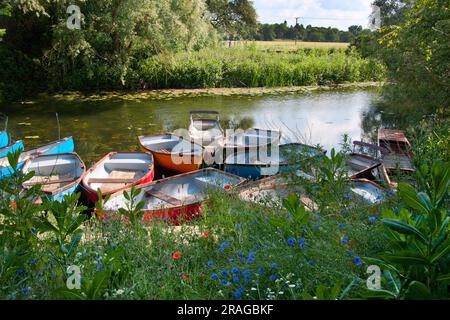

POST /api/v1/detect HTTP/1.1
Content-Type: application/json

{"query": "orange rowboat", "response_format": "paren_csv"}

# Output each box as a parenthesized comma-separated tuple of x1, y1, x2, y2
(138, 133, 204, 173)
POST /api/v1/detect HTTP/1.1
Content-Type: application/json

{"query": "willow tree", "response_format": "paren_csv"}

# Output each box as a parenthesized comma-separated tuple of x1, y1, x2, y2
(1, 0, 216, 91)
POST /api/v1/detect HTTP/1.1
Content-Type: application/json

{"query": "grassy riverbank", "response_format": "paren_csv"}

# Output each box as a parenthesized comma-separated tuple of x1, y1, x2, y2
(137, 48, 385, 90)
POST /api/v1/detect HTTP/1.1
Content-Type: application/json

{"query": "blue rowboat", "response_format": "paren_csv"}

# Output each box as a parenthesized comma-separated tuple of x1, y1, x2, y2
(224, 143, 325, 180)
(0, 136, 75, 179)
(0, 140, 25, 158)
(0, 131, 9, 149)
(22, 153, 85, 202)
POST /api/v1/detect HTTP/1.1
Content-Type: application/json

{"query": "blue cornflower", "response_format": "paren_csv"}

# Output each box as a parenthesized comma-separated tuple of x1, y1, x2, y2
(235, 224, 241, 230)
(244, 270, 251, 277)
(315, 225, 321, 230)
(248, 253, 256, 263)
(341, 209, 348, 216)
(301, 226, 308, 231)
(95, 257, 101, 263)
(387, 189, 395, 196)
(207, 261, 214, 267)
(344, 193, 351, 200)
(16, 269, 26, 276)
(234, 287, 244, 300)
(21, 287, 30, 295)
(229, 258, 235, 263)
(369, 216, 376, 223)
(354, 256, 363, 266)
(341, 235, 349, 245)
(394, 207, 400, 214)
(233, 277, 240, 283)
(211, 273, 219, 280)
(29, 260, 36, 265)
(244, 276, 250, 284)
(219, 242, 229, 252)
(270, 274, 278, 282)
(221, 270, 229, 277)
(240, 258, 247, 263)
(231, 267, 239, 274)
(314, 210, 320, 216)
(348, 250, 354, 257)
(286, 214, 291, 219)
(96, 265, 102, 272)
(338, 223, 344, 228)
(298, 238, 306, 248)
(287, 238, 296, 247)
(271, 263, 278, 269)
(257, 267, 264, 274)
(253, 245, 259, 251)
(221, 280, 228, 286)
(316, 216, 321, 222)
(238, 252, 244, 257)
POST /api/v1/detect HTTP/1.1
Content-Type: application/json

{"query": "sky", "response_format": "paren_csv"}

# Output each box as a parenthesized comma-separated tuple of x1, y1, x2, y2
(254, 0, 375, 30)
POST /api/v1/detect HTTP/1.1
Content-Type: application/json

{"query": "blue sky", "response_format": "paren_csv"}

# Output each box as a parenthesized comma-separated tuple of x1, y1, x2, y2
(253, 0, 374, 30)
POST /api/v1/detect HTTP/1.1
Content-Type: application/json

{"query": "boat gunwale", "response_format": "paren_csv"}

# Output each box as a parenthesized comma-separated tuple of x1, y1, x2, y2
(82, 151, 155, 198)
(138, 133, 205, 157)
(22, 152, 86, 196)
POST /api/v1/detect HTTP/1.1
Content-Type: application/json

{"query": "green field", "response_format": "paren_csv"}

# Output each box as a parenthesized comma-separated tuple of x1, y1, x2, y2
(226, 40, 350, 51)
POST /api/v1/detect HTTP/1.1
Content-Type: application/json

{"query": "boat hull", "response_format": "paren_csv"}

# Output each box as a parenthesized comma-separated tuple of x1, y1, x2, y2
(150, 150, 202, 174)
(0, 137, 74, 179)
(103, 168, 245, 224)
(224, 143, 323, 180)
(0, 131, 9, 149)
(0, 140, 25, 158)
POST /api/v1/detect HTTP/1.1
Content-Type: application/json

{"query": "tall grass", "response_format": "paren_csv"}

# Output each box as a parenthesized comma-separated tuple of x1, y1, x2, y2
(138, 47, 386, 89)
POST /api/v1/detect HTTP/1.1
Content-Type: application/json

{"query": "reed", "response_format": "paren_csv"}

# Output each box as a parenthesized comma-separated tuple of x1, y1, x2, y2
(139, 47, 386, 89)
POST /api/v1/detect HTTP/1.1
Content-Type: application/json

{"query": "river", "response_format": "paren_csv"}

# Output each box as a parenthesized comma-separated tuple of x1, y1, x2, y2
(0, 88, 381, 165)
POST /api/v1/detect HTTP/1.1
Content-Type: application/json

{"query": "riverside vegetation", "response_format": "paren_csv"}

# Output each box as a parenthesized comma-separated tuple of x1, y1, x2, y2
(0, 121, 448, 300)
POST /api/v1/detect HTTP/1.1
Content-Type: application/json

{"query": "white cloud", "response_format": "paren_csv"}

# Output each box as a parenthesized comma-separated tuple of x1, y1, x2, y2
(254, 0, 374, 30)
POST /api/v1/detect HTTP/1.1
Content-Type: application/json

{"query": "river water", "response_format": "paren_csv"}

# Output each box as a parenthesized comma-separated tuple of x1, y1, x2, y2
(0, 88, 382, 165)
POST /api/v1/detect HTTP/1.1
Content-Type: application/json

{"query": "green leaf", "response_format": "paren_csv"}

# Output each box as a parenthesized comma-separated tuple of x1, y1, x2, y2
(381, 251, 428, 266)
(88, 271, 110, 299)
(382, 219, 428, 244)
(430, 237, 450, 264)
(67, 231, 83, 257)
(398, 183, 431, 214)
(405, 281, 431, 300)
(436, 273, 450, 284)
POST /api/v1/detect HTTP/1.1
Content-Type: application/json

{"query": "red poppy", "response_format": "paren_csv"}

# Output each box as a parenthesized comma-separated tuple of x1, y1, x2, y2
(172, 251, 182, 260)
(224, 185, 231, 190)
(9, 202, 17, 208)
(200, 231, 209, 239)
(182, 273, 190, 283)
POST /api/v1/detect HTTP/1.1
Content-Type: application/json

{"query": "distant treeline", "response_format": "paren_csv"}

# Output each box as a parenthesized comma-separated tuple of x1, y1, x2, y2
(248, 22, 369, 43)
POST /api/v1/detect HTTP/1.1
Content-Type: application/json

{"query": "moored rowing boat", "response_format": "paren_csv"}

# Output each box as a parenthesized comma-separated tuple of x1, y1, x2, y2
(82, 152, 155, 203)
(22, 153, 85, 202)
(103, 168, 245, 224)
(138, 133, 204, 173)
(0, 137, 75, 179)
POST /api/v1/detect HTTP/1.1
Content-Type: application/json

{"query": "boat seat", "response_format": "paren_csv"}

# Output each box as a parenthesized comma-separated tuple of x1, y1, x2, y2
(146, 189, 197, 206)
